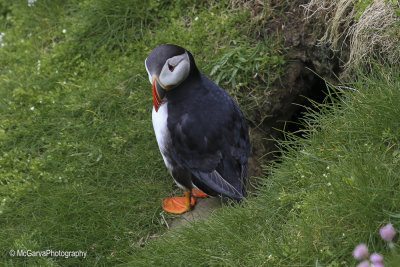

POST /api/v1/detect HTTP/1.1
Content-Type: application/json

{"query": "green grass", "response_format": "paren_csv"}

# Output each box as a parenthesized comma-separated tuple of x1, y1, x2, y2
(1, 0, 400, 266)
(0, 1, 172, 263)
(124, 67, 400, 266)
(0, 0, 283, 265)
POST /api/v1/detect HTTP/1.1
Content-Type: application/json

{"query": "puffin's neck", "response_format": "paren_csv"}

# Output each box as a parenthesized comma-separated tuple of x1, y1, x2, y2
(165, 70, 203, 103)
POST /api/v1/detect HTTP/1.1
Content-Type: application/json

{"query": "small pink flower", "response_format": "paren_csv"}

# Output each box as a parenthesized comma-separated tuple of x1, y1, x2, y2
(356, 260, 370, 267)
(370, 253, 383, 264)
(374, 263, 384, 267)
(379, 223, 396, 242)
(353, 243, 369, 259)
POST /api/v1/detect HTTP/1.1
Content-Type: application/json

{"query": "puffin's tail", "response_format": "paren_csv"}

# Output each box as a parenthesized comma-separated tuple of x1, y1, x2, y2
(192, 168, 247, 201)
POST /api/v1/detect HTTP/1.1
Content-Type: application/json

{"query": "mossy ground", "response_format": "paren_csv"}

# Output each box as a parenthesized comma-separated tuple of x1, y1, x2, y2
(1, 0, 399, 266)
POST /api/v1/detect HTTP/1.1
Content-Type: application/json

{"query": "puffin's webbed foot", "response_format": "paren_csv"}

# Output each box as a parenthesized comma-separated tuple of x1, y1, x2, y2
(162, 191, 195, 214)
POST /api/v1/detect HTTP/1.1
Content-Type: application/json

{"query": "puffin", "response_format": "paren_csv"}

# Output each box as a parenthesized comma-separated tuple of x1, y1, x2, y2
(145, 44, 250, 214)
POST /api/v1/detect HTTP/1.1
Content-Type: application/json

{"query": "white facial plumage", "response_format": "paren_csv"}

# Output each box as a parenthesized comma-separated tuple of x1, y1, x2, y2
(145, 57, 153, 84)
(158, 52, 190, 88)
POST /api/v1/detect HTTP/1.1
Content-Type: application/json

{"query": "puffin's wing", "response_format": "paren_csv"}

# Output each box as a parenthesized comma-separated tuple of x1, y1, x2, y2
(168, 76, 250, 199)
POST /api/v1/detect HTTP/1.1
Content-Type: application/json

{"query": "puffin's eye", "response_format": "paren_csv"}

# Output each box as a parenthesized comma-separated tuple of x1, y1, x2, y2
(168, 63, 175, 72)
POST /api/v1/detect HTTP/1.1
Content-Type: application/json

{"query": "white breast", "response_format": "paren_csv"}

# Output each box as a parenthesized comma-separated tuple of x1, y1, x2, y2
(152, 101, 194, 191)
(152, 102, 173, 171)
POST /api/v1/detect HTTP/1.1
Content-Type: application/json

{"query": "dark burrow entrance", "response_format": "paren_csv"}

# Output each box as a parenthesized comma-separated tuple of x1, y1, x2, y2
(247, 0, 343, 177)
(248, 59, 340, 178)
(284, 66, 333, 135)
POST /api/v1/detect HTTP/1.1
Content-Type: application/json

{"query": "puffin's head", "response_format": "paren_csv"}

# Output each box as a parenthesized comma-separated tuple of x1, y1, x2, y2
(145, 44, 192, 111)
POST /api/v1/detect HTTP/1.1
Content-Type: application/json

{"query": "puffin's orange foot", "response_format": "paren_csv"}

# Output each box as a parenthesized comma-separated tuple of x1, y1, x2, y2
(162, 195, 196, 214)
(192, 189, 208, 198)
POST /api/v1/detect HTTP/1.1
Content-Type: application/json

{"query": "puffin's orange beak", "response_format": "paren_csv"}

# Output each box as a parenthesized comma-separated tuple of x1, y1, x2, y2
(152, 78, 163, 112)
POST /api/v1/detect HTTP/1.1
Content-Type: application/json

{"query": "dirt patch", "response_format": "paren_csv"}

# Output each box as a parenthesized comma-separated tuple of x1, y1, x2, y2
(166, 198, 223, 229)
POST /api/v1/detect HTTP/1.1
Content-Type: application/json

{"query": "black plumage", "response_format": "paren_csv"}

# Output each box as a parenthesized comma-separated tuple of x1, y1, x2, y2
(146, 44, 250, 202)
(167, 74, 249, 199)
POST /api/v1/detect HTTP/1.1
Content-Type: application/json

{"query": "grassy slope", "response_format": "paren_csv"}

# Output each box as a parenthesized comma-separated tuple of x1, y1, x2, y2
(0, 1, 170, 265)
(126, 68, 400, 266)
(1, 0, 399, 266)
(0, 0, 283, 265)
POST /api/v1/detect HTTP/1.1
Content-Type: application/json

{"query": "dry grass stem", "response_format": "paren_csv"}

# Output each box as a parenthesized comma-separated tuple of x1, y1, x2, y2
(302, 0, 400, 73)
(345, 0, 400, 71)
